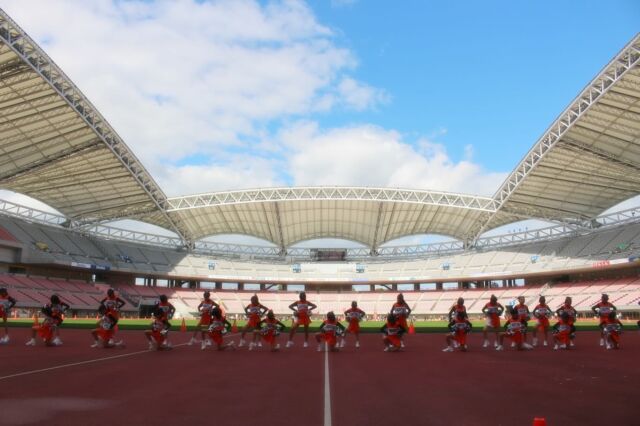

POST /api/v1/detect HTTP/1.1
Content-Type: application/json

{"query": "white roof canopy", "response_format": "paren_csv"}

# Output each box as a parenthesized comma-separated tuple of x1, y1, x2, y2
(1, 8, 639, 250)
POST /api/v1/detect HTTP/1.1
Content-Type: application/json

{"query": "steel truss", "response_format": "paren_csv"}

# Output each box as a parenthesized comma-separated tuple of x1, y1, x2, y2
(166, 187, 499, 211)
(472, 34, 640, 240)
(2, 198, 639, 260)
(0, 9, 190, 243)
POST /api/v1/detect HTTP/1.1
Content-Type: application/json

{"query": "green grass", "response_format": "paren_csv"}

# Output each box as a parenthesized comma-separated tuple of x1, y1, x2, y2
(4, 318, 610, 332)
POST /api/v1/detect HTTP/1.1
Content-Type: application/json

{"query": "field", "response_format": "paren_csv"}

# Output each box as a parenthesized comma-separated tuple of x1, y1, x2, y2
(1, 326, 638, 426)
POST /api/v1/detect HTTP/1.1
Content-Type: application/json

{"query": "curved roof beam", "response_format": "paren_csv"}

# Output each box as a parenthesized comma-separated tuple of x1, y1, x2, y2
(472, 33, 640, 241)
(0, 9, 190, 243)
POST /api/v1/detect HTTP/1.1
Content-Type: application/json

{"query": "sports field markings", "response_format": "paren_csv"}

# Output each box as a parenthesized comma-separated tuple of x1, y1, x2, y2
(0, 333, 240, 382)
(324, 342, 332, 426)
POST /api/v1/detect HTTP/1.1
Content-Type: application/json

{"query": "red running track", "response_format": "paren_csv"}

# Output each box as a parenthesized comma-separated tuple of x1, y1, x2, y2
(0, 328, 638, 426)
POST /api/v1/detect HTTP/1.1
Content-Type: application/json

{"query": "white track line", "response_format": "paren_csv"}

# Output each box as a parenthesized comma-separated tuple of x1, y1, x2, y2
(0, 332, 241, 382)
(324, 342, 332, 426)
(0, 342, 190, 381)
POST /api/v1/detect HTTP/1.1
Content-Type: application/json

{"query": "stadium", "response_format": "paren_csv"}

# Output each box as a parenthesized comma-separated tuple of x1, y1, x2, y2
(0, 4, 639, 426)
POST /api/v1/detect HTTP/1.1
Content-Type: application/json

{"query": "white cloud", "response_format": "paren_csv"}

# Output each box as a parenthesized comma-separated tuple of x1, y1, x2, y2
(0, 0, 376, 171)
(281, 123, 506, 196)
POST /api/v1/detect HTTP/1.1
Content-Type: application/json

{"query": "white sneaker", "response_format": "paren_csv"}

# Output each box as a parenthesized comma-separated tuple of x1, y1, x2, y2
(511, 341, 515, 348)
(482, 340, 489, 348)
(303, 341, 308, 348)
(286, 340, 293, 348)
(317, 344, 322, 352)
(495, 345, 503, 351)
(206, 339, 212, 346)
(339, 340, 345, 348)
(355, 341, 360, 348)
(1, 335, 9, 344)
(442, 346, 454, 352)
(91, 341, 99, 348)
(248, 342, 255, 351)
(384, 346, 391, 352)
(52, 337, 62, 346)
(401, 341, 405, 348)
(522, 343, 534, 350)
(115, 340, 124, 347)
(238, 339, 245, 348)
(599, 338, 604, 346)
(201, 341, 207, 350)
(606, 343, 612, 350)
(188, 337, 196, 346)
(452, 341, 459, 348)
(274, 344, 280, 351)
(553, 344, 559, 350)
(26, 338, 36, 346)
(543, 340, 548, 347)
(148, 341, 155, 350)
(569, 341, 575, 347)
(257, 341, 262, 347)
(494, 341, 498, 347)
(559, 344, 567, 349)
(532, 338, 538, 347)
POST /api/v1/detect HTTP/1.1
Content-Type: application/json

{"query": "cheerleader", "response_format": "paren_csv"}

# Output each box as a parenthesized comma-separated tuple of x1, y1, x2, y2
(495, 307, 531, 351)
(481, 294, 504, 348)
(592, 294, 617, 347)
(258, 310, 287, 352)
(204, 307, 235, 351)
(239, 295, 269, 350)
(443, 311, 473, 352)
(189, 291, 218, 346)
(556, 297, 577, 347)
(26, 295, 69, 347)
(342, 301, 365, 348)
(90, 305, 124, 348)
(391, 294, 412, 348)
(145, 308, 172, 350)
(381, 313, 405, 352)
(532, 296, 553, 347)
(602, 311, 623, 350)
(0, 287, 16, 344)
(552, 312, 573, 350)
(315, 311, 346, 352)
(99, 288, 126, 319)
(286, 292, 317, 348)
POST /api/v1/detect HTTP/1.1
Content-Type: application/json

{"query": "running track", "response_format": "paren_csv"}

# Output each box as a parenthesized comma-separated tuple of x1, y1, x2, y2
(0, 329, 638, 425)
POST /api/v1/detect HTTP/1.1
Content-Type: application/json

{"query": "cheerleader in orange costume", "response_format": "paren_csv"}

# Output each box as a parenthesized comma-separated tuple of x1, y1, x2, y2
(342, 301, 366, 348)
(481, 294, 504, 348)
(26, 295, 69, 347)
(189, 291, 219, 346)
(145, 308, 172, 350)
(286, 292, 317, 348)
(91, 305, 124, 348)
(532, 296, 552, 347)
(552, 312, 573, 351)
(239, 295, 269, 350)
(203, 307, 235, 351)
(315, 311, 346, 352)
(258, 310, 287, 352)
(443, 311, 473, 352)
(381, 313, 405, 352)
(495, 307, 531, 351)
(602, 311, 623, 350)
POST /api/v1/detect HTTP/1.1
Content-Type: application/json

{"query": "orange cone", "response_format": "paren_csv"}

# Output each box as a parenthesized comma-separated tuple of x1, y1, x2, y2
(533, 418, 546, 426)
(408, 321, 416, 335)
(231, 318, 238, 333)
(180, 318, 187, 332)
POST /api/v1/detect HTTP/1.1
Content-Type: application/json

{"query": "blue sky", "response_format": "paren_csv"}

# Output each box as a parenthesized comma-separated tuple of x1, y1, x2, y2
(0, 0, 638, 243)
(308, 0, 639, 169)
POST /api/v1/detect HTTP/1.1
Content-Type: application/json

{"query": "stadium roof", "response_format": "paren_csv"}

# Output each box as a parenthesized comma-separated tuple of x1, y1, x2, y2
(0, 8, 639, 250)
